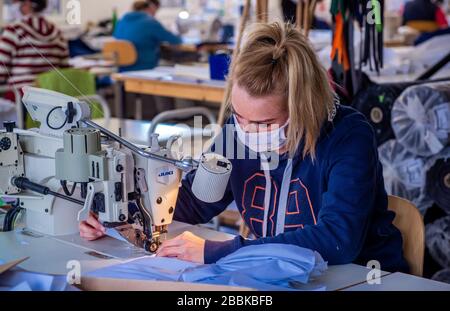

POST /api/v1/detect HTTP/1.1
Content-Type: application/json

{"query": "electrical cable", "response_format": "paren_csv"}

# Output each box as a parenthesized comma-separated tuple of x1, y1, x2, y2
(46, 106, 68, 130)
(61, 180, 77, 196)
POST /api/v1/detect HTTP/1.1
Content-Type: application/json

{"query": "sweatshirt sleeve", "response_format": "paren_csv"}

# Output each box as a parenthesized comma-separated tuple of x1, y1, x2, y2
(0, 27, 18, 84)
(153, 21, 182, 45)
(204, 123, 379, 264)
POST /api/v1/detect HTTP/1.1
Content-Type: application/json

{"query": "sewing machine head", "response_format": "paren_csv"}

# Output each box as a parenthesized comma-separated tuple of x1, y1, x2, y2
(21, 86, 91, 136)
(0, 87, 232, 253)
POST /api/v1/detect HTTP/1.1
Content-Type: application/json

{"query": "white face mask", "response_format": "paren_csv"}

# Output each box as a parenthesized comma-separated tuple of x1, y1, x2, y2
(233, 114, 289, 153)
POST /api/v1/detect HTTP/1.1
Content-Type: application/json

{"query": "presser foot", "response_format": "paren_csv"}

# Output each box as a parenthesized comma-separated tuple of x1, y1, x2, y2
(143, 238, 161, 253)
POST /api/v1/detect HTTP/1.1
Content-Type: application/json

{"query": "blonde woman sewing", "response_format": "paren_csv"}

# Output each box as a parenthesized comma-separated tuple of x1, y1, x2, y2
(80, 22, 409, 273)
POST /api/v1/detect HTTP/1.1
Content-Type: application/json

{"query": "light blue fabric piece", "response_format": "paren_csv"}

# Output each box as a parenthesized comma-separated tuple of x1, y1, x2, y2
(180, 244, 327, 290)
(0, 270, 74, 291)
(87, 244, 327, 291)
(88, 257, 198, 282)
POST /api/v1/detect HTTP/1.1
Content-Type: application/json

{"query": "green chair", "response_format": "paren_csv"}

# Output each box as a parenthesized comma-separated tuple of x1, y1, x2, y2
(26, 68, 111, 129)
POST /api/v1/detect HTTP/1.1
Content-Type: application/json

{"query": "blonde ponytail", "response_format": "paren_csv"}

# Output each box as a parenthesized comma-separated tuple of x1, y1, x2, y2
(225, 22, 334, 159)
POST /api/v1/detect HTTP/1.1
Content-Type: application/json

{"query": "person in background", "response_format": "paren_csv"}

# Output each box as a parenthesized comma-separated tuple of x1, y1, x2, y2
(402, 0, 449, 29)
(113, 0, 182, 72)
(0, 0, 69, 101)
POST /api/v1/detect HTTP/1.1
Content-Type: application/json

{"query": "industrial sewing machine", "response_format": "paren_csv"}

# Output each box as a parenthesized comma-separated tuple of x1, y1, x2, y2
(0, 87, 232, 253)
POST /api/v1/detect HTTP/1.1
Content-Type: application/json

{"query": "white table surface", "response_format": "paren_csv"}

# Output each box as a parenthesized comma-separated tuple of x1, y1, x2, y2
(1, 222, 395, 291)
(343, 272, 450, 291)
(0, 222, 233, 276)
(116, 66, 227, 88)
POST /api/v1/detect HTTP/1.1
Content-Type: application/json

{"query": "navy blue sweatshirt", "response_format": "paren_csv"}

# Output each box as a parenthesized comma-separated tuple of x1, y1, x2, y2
(174, 105, 409, 273)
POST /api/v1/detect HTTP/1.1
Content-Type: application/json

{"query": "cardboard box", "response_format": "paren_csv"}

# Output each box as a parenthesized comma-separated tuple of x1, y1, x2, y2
(0, 257, 29, 275)
(78, 276, 254, 291)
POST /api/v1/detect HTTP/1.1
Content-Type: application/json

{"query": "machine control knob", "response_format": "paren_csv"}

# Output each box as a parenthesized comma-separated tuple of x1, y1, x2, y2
(3, 121, 16, 133)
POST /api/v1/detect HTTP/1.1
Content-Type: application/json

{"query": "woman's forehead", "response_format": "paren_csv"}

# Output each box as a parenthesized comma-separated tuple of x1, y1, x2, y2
(231, 84, 287, 121)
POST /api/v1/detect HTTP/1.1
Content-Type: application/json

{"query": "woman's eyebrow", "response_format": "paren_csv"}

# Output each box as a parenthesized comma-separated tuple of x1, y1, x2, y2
(231, 107, 277, 123)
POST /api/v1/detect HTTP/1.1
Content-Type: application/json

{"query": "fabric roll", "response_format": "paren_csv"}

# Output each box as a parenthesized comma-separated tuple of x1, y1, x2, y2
(353, 83, 407, 146)
(425, 216, 450, 269)
(391, 82, 450, 157)
(378, 139, 432, 213)
(432, 269, 450, 284)
(426, 148, 450, 214)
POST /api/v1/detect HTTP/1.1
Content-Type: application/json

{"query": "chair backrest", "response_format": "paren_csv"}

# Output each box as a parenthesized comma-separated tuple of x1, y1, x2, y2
(37, 68, 96, 96)
(387, 195, 425, 277)
(406, 20, 439, 33)
(102, 40, 137, 67)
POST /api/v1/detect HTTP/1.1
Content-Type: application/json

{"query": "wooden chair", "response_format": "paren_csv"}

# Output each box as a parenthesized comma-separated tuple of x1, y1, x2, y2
(388, 195, 425, 277)
(103, 40, 139, 118)
(102, 40, 137, 67)
(406, 20, 440, 33)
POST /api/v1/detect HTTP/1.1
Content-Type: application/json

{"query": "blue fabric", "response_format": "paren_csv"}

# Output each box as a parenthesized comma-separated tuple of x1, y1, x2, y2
(113, 12, 181, 72)
(174, 105, 409, 273)
(68, 38, 99, 57)
(88, 257, 197, 282)
(179, 244, 327, 290)
(86, 244, 327, 291)
(0, 269, 76, 291)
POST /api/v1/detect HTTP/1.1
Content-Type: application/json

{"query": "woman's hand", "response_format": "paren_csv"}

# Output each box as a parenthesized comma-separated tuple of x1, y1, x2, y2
(156, 231, 205, 264)
(79, 211, 106, 241)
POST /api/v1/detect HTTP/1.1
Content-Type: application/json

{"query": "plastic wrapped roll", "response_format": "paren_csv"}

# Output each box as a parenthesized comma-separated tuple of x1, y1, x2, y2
(432, 269, 450, 284)
(425, 216, 450, 269)
(353, 83, 408, 146)
(378, 140, 432, 213)
(391, 82, 450, 157)
(425, 148, 450, 214)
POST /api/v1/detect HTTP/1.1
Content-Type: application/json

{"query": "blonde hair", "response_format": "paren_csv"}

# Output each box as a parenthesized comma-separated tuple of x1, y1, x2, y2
(225, 22, 334, 159)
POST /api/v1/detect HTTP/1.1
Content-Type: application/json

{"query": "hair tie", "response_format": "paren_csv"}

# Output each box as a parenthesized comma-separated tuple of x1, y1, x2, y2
(271, 58, 278, 66)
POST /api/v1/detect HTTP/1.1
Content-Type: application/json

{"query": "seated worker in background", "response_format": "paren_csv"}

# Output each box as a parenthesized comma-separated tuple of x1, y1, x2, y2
(0, 0, 69, 101)
(80, 22, 409, 273)
(402, 0, 449, 30)
(113, 0, 182, 72)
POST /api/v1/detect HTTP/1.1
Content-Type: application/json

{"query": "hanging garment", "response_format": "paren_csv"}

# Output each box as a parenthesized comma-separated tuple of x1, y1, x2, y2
(87, 244, 327, 291)
(378, 139, 432, 213)
(426, 148, 450, 214)
(391, 82, 450, 157)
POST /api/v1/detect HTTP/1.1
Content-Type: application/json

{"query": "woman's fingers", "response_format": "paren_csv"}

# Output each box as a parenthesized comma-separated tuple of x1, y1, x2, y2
(155, 231, 205, 263)
(86, 214, 106, 233)
(156, 246, 184, 258)
(79, 221, 104, 240)
(158, 236, 184, 249)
